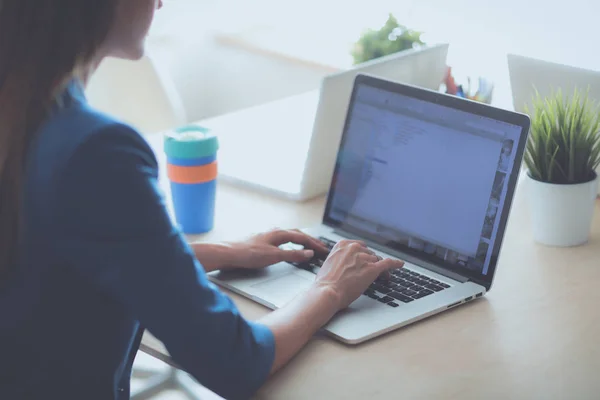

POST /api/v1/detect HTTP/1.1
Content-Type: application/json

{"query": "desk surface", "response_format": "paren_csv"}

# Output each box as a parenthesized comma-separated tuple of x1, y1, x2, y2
(142, 139, 600, 398)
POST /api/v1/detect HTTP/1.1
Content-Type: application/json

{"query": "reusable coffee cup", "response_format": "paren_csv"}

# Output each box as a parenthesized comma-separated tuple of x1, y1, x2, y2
(164, 125, 219, 234)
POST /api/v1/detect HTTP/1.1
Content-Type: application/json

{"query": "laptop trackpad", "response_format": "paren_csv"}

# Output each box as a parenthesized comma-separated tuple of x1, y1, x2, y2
(251, 272, 314, 308)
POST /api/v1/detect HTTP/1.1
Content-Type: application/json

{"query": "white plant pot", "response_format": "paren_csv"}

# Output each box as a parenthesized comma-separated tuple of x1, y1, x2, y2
(527, 174, 598, 247)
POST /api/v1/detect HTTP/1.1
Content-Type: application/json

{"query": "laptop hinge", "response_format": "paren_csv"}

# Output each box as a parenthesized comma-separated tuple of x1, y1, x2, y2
(332, 228, 469, 283)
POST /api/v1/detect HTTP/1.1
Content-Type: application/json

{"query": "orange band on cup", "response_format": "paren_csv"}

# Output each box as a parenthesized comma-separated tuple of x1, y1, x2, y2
(167, 161, 218, 184)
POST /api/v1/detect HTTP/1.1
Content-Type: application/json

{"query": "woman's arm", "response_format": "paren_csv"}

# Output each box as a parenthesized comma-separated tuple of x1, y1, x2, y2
(54, 126, 275, 399)
(260, 285, 339, 373)
(188, 243, 235, 272)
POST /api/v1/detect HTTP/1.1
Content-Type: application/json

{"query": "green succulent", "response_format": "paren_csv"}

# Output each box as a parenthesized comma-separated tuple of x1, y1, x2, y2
(524, 87, 600, 184)
(351, 13, 425, 65)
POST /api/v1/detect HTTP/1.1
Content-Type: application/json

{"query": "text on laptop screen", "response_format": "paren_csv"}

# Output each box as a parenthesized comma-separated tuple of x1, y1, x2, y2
(327, 84, 522, 276)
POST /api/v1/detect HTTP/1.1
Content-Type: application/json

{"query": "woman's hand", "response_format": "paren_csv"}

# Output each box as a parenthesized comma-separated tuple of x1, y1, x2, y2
(191, 229, 330, 272)
(225, 229, 330, 269)
(314, 240, 405, 310)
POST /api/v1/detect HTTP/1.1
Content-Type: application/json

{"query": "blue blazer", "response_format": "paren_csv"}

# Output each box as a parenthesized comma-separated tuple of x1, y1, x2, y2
(0, 81, 274, 400)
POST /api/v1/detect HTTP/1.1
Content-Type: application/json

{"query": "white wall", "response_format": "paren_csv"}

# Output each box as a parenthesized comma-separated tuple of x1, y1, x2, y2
(86, 55, 186, 134)
(199, 38, 337, 119)
(146, 0, 337, 122)
(149, 35, 337, 122)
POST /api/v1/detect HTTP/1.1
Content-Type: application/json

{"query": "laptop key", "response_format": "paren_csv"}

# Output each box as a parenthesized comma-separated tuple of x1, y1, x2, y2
(389, 291, 414, 303)
(411, 292, 428, 299)
(439, 283, 450, 288)
(368, 293, 380, 300)
(379, 280, 395, 289)
(292, 262, 314, 272)
(382, 280, 396, 288)
(318, 236, 336, 249)
(378, 296, 394, 303)
(371, 283, 392, 294)
(425, 284, 444, 292)
(387, 302, 399, 307)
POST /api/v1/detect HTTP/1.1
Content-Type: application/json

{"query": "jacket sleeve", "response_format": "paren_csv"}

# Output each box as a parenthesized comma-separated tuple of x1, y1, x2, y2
(52, 124, 274, 400)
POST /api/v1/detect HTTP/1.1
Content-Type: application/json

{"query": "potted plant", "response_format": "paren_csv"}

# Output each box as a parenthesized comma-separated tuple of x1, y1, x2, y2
(351, 13, 425, 65)
(524, 87, 600, 246)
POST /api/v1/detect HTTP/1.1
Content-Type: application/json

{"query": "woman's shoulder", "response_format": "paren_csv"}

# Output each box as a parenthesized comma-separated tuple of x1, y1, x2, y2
(31, 103, 157, 178)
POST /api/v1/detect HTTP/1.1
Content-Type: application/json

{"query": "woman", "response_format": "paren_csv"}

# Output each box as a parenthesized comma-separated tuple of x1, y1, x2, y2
(0, 1, 403, 399)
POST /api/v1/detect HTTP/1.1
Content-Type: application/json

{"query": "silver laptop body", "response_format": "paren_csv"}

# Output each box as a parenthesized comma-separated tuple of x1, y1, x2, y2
(209, 74, 530, 344)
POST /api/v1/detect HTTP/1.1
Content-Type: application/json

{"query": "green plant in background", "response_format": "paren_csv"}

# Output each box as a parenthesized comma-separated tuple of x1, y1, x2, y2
(351, 13, 425, 65)
(524, 87, 600, 184)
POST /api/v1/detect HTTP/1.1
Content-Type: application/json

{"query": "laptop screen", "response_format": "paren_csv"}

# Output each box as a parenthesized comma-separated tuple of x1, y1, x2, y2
(324, 79, 526, 283)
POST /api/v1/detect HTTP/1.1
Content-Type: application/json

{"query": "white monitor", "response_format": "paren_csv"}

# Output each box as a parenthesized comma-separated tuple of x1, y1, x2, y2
(301, 43, 450, 200)
(508, 53, 600, 114)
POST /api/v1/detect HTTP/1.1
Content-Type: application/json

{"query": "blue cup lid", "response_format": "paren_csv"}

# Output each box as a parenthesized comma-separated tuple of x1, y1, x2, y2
(164, 125, 219, 159)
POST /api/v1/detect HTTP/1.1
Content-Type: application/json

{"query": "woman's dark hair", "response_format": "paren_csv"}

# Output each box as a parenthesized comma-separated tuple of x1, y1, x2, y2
(0, 0, 119, 283)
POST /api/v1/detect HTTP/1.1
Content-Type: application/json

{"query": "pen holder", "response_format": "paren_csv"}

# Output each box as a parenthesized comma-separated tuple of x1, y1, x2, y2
(442, 66, 494, 104)
(164, 125, 219, 234)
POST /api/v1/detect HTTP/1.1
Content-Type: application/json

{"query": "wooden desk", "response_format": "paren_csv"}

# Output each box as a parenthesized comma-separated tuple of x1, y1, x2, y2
(143, 132, 600, 399)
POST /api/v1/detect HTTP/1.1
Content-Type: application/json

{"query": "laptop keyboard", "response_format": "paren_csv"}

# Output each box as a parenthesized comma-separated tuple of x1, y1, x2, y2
(291, 236, 451, 308)
(366, 268, 450, 307)
(290, 236, 335, 272)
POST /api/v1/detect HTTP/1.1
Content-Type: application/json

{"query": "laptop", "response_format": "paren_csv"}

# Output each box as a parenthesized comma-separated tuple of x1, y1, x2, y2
(216, 44, 449, 201)
(209, 73, 530, 344)
(507, 53, 600, 194)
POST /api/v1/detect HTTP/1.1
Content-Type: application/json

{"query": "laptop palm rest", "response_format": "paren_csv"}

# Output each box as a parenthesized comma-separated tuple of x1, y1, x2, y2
(250, 272, 314, 308)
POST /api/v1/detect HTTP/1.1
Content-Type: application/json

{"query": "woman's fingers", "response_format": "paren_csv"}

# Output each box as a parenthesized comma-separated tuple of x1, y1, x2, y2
(370, 258, 405, 274)
(270, 229, 329, 252)
(356, 251, 380, 263)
